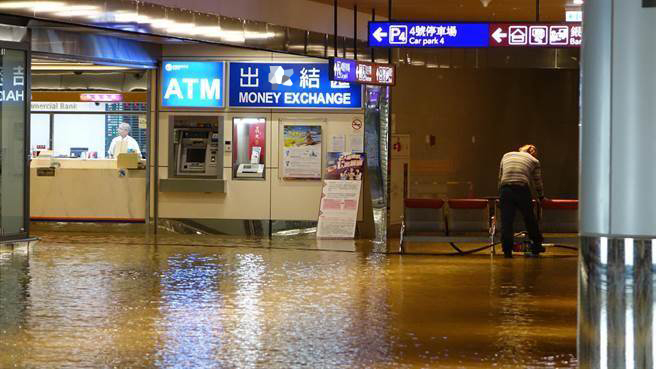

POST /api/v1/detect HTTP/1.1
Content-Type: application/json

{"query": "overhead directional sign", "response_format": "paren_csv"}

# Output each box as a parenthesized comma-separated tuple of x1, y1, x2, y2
(369, 22, 582, 48)
(489, 23, 582, 47)
(369, 22, 489, 48)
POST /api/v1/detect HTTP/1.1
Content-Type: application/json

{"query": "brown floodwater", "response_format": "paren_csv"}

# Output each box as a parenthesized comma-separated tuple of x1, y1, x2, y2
(0, 232, 577, 368)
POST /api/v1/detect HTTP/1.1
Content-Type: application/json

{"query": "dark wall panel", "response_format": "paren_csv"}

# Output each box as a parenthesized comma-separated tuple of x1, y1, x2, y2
(393, 65, 579, 198)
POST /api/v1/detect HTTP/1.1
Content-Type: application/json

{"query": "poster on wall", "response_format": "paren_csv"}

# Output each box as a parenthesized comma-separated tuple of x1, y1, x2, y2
(317, 153, 366, 239)
(282, 125, 322, 179)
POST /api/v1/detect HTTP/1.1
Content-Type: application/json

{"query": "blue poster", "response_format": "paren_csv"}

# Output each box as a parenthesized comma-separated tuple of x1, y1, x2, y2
(229, 62, 362, 109)
(161, 61, 225, 108)
(369, 22, 490, 48)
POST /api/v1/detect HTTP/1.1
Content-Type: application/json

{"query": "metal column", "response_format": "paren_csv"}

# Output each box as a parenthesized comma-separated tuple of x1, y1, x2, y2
(579, 1, 656, 367)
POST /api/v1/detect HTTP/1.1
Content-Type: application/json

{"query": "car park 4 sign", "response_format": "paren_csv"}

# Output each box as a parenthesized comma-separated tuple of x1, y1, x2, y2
(229, 62, 362, 109)
(369, 21, 582, 48)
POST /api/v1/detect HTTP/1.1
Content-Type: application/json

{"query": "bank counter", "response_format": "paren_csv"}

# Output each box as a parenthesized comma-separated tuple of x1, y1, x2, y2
(30, 156, 147, 222)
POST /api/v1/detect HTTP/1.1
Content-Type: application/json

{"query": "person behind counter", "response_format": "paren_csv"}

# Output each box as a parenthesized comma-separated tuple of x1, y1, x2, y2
(108, 123, 141, 158)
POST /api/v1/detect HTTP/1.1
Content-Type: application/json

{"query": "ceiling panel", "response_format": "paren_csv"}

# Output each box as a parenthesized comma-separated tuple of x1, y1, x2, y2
(310, 0, 580, 22)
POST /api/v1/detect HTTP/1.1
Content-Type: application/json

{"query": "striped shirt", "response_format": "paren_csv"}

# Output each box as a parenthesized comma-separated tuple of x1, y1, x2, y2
(498, 151, 544, 197)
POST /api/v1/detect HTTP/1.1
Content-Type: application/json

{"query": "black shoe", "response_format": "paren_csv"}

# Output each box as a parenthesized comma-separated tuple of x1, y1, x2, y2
(503, 249, 513, 258)
(531, 245, 546, 254)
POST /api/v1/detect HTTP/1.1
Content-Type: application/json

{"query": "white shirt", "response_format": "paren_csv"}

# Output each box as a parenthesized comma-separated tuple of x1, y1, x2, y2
(108, 135, 141, 158)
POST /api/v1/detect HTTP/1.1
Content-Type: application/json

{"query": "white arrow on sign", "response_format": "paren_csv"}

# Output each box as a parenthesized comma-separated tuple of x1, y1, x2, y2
(492, 28, 508, 43)
(373, 27, 388, 42)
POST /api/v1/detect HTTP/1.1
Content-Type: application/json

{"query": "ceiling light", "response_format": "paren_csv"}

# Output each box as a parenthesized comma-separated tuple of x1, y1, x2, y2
(149, 18, 176, 29)
(53, 6, 100, 18)
(573, 0, 584, 4)
(31, 65, 131, 71)
(114, 11, 150, 23)
(221, 31, 245, 43)
(0, 1, 64, 9)
(167, 22, 196, 35)
(57, 5, 98, 11)
(244, 31, 276, 39)
(193, 26, 222, 37)
(480, 0, 492, 7)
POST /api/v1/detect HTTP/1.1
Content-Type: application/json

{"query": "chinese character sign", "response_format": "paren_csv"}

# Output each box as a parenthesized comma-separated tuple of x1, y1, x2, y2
(0, 58, 25, 103)
(329, 58, 396, 86)
(161, 61, 225, 108)
(229, 62, 362, 109)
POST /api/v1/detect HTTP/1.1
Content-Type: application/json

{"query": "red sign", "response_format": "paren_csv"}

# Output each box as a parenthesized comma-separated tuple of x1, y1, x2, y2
(248, 122, 265, 162)
(80, 93, 123, 102)
(330, 58, 396, 86)
(489, 23, 582, 48)
(352, 119, 363, 130)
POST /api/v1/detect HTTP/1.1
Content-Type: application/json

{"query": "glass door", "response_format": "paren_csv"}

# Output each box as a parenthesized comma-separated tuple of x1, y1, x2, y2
(0, 46, 28, 239)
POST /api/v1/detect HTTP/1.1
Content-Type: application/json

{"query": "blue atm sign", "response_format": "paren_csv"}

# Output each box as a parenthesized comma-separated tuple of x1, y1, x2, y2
(370, 22, 489, 48)
(229, 62, 362, 109)
(161, 61, 225, 108)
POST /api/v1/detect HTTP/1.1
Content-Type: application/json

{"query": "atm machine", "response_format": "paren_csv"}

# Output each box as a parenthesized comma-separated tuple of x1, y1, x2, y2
(174, 126, 219, 177)
(161, 115, 225, 193)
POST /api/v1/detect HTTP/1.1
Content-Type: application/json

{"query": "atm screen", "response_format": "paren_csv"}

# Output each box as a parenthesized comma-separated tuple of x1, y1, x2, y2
(186, 148, 206, 163)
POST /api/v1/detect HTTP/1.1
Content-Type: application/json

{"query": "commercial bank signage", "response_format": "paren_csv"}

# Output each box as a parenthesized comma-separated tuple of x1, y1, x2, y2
(161, 61, 225, 108)
(229, 62, 362, 109)
(369, 21, 582, 48)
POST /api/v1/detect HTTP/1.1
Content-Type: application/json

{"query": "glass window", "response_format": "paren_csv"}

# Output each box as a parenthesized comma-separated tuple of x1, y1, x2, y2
(53, 114, 106, 158)
(105, 103, 148, 158)
(232, 118, 266, 179)
(30, 113, 50, 154)
(0, 48, 27, 236)
(30, 102, 148, 159)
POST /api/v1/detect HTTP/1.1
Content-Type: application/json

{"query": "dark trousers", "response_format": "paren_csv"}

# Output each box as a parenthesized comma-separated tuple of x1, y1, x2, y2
(499, 184, 543, 252)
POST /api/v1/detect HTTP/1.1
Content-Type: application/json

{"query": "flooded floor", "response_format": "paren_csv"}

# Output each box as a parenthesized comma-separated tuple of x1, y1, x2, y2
(0, 232, 577, 368)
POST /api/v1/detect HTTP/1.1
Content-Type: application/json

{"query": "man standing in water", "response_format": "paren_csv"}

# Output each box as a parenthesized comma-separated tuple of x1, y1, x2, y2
(498, 144, 545, 258)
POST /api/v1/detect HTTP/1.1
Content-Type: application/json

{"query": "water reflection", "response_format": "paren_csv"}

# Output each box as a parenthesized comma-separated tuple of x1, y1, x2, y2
(0, 233, 577, 368)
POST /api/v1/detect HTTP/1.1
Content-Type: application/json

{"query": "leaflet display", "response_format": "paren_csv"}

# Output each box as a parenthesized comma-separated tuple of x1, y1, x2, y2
(317, 153, 366, 239)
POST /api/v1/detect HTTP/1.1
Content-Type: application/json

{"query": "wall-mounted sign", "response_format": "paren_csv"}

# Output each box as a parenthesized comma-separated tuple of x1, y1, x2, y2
(229, 62, 362, 109)
(161, 61, 225, 108)
(80, 93, 123, 102)
(31, 102, 107, 112)
(329, 58, 396, 86)
(369, 21, 582, 48)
